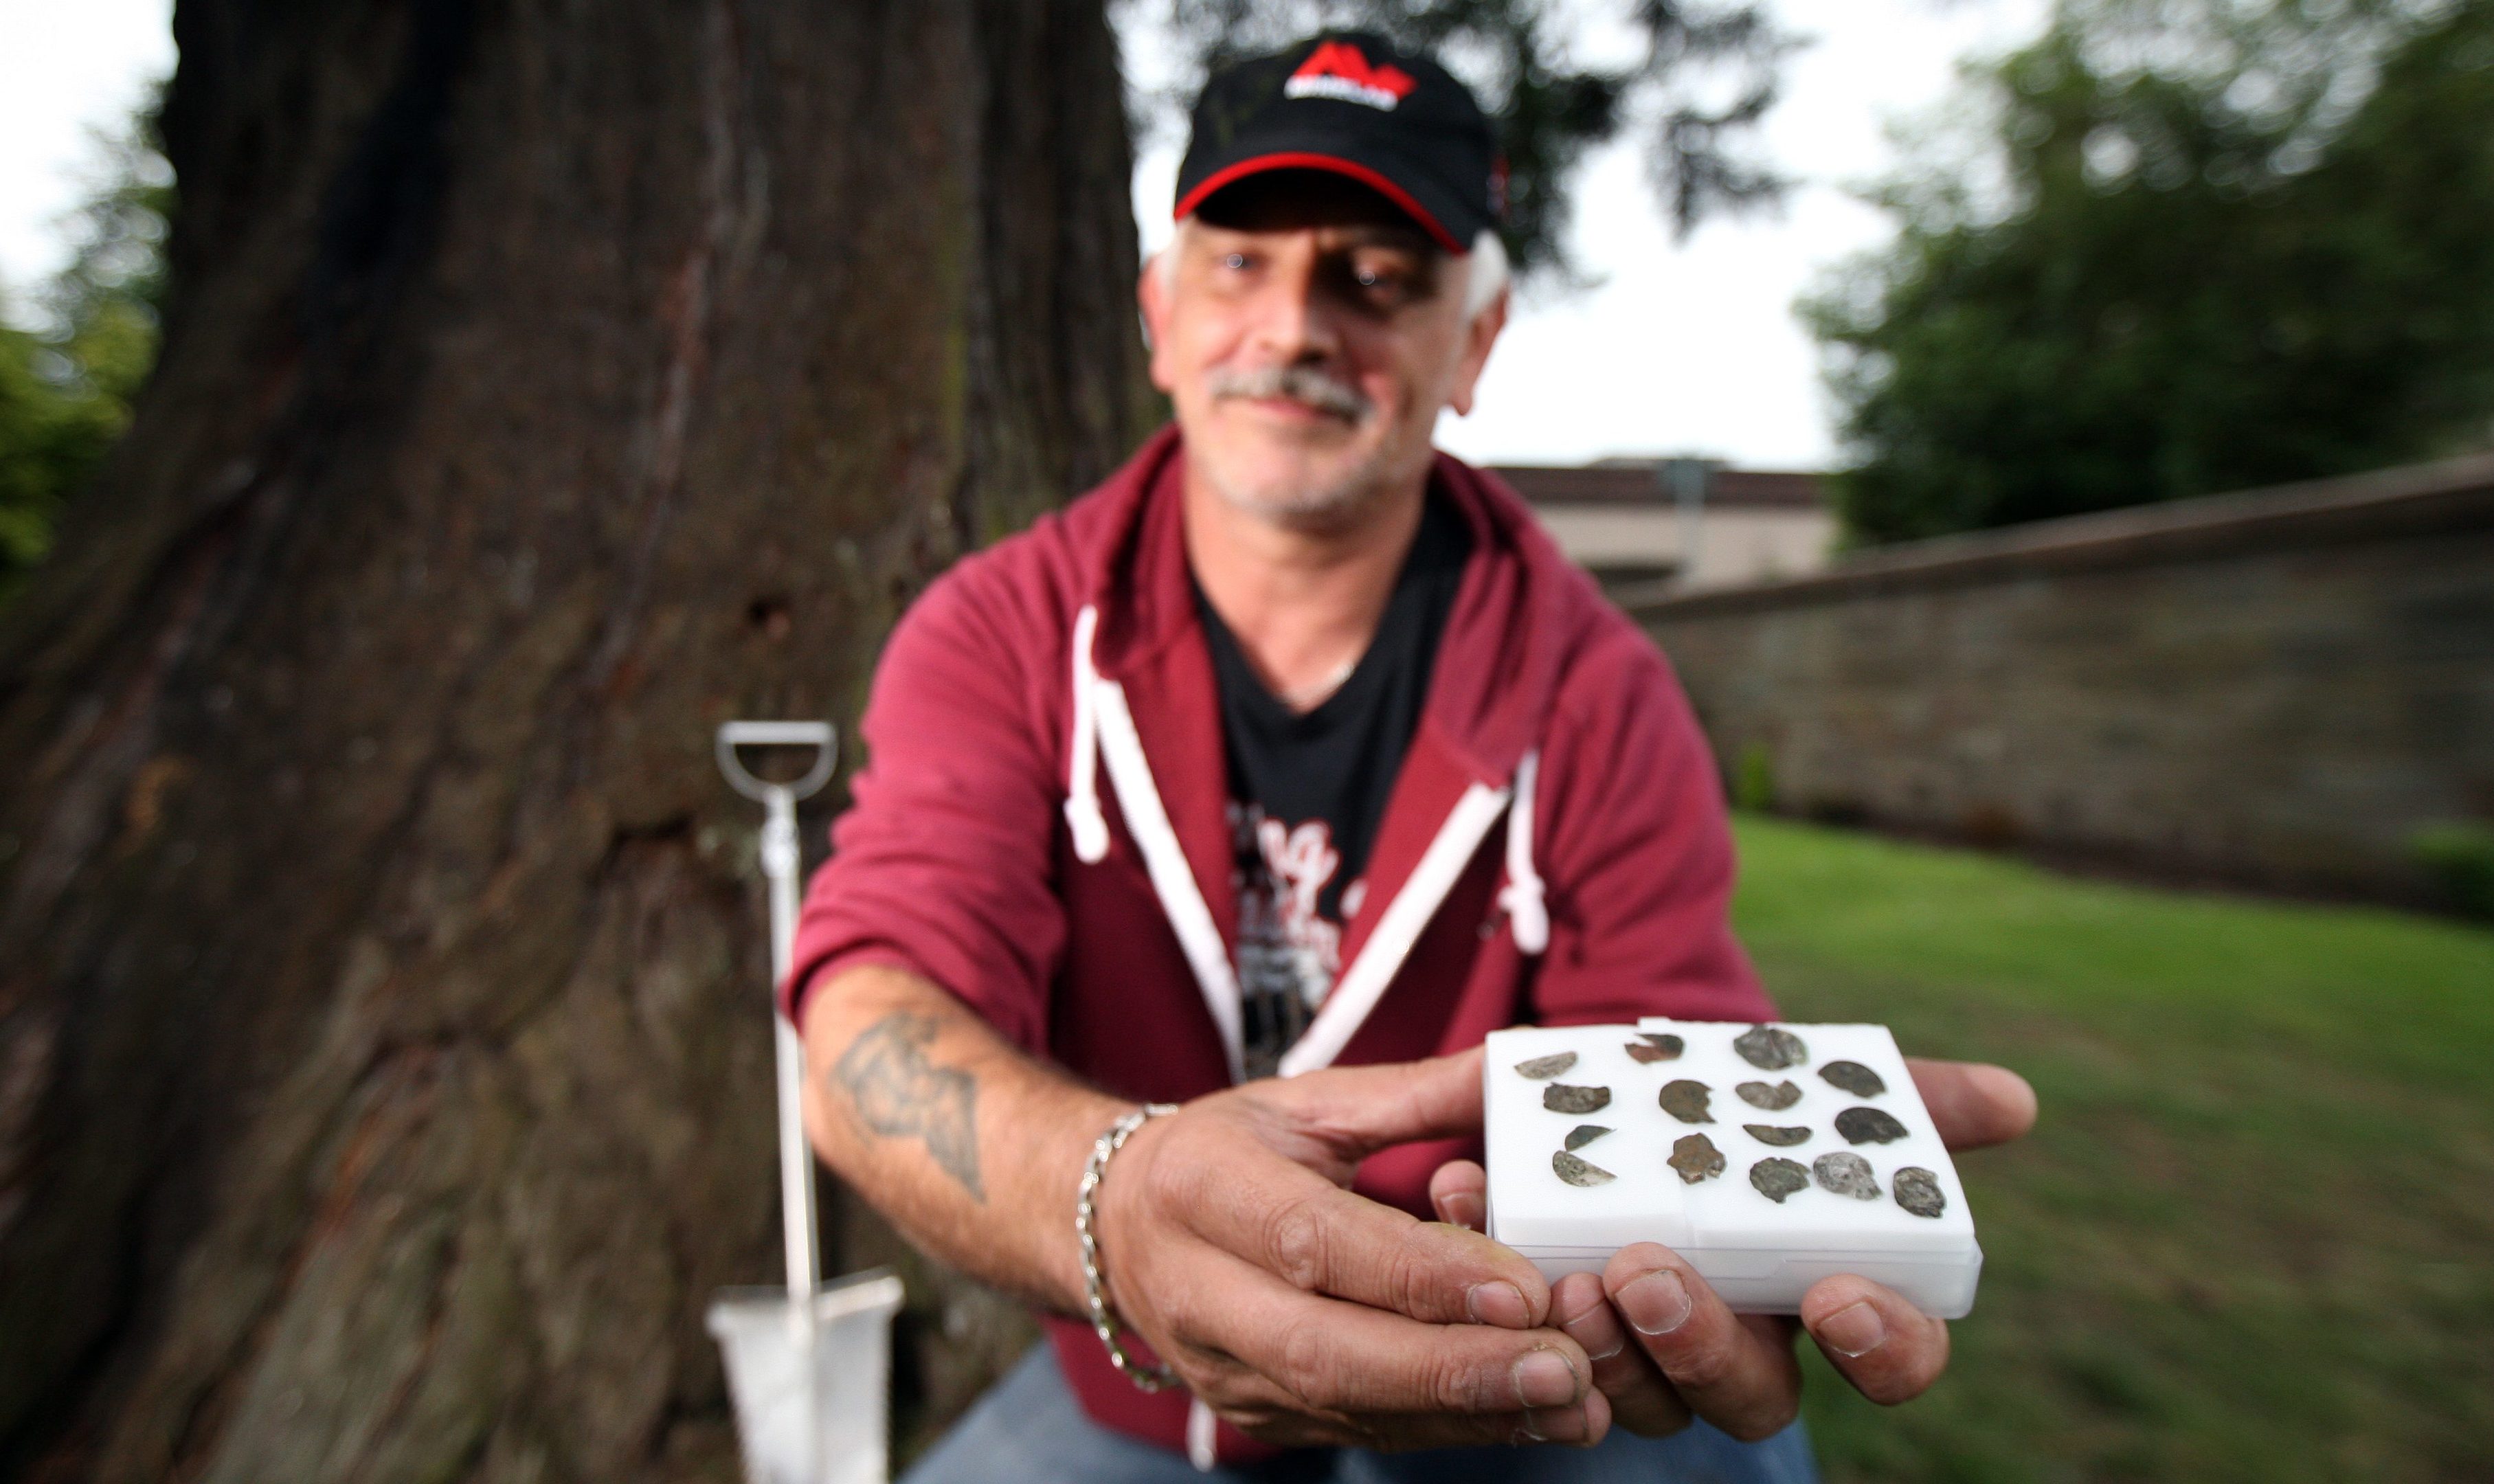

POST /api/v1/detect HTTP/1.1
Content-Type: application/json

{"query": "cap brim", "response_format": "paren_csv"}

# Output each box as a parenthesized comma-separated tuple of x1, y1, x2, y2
(1173, 148, 1476, 254)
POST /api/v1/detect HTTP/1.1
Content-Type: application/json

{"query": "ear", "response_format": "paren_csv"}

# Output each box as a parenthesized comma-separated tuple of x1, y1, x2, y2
(1137, 247, 1178, 395)
(1444, 286, 1509, 418)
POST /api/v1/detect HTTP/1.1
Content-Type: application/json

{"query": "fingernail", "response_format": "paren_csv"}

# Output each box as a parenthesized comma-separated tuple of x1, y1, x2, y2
(1551, 1295, 1623, 1361)
(1616, 1269, 1692, 1336)
(1467, 1281, 1528, 1327)
(1511, 1347, 1581, 1408)
(1438, 1193, 1485, 1231)
(1522, 1405, 1586, 1443)
(1817, 1300, 1887, 1358)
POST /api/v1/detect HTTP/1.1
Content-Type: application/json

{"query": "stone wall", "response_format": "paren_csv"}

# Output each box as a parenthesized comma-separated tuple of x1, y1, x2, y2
(1628, 456, 2494, 903)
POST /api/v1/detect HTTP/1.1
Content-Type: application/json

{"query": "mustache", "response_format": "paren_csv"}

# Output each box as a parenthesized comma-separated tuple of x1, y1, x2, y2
(1207, 363, 1372, 421)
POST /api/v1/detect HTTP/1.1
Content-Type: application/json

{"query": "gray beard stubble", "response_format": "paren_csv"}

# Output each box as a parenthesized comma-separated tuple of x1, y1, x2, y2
(1202, 364, 1398, 527)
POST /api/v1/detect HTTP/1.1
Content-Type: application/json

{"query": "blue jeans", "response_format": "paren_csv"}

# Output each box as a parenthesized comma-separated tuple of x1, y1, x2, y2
(902, 1345, 1820, 1484)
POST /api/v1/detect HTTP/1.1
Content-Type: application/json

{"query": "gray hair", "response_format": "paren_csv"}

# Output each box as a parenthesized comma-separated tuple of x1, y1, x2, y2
(1153, 223, 1509, 322)
(1458, 229, 1509, 320)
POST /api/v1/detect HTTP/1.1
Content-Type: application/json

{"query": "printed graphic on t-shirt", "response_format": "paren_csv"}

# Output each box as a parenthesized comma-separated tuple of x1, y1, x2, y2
(1231, 801, 1359, 1079)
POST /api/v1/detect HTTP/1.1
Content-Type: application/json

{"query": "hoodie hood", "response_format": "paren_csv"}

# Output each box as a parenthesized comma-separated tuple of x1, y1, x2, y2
(1068, 425, 1572, 789)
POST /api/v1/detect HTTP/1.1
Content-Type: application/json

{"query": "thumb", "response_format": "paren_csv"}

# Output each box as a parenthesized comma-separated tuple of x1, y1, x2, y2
(1429, 1158, 1490, 1232)
(1263, 1045, 1487, 1160)
(1908, 1057, 2038, 1151)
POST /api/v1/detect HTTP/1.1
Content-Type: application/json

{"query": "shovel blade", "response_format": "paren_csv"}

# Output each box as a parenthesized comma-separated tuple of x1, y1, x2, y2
(708, 1272, 905, 1484)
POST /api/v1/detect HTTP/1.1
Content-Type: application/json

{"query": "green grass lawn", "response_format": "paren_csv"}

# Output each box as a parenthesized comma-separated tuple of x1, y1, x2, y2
(1729, 816, 2494, 1484)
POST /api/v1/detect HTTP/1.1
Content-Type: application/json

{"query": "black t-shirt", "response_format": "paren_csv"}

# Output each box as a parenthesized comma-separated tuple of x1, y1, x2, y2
(1194, 495, 1471, 1078)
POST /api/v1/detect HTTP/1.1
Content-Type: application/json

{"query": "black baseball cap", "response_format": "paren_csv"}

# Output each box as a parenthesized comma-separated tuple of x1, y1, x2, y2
(1174, 32, 1502, 254)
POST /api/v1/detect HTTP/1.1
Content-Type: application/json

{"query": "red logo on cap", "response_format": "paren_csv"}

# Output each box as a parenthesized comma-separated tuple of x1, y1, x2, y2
(1284, 41, 1417, 111)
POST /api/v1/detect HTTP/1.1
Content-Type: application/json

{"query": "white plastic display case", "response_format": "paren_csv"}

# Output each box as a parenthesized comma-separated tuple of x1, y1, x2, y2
(1483, 1019, 1982, 1317)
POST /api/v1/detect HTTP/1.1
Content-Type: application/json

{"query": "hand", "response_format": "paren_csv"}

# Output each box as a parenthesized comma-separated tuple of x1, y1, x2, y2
(1091, 1046, 1610, 1450)
(1428, 1057, 2037, 1441)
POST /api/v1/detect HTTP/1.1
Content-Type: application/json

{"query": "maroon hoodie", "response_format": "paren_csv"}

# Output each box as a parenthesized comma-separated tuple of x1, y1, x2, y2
(785, 426, 1774, 1465)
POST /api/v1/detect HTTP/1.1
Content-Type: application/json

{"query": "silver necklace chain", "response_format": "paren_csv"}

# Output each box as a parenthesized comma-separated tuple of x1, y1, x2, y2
(1076, 1102, 1184, 1391)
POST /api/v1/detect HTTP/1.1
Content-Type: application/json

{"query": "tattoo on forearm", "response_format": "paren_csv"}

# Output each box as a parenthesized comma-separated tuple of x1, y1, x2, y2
(833, 1012, 986, 1202)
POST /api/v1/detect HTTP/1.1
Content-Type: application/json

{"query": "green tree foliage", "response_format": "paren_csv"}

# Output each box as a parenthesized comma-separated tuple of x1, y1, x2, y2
(0, 95, 172, 585)
(0, 329, 115, 577)
(1807, 0, 2494, 543)
(1151, 0, 1796, 279)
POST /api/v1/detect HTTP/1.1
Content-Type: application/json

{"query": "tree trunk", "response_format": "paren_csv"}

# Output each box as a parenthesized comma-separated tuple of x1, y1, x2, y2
(0, 1, 1151, 1478)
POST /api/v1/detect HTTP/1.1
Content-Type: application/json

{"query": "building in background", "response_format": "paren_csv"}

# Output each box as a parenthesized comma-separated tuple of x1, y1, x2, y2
(1492, 458, 1836, 594)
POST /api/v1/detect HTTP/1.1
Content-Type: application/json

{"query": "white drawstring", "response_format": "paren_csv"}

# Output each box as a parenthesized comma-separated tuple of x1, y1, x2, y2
(1064, 605, 1110, 862)
(1500, 749, 1549, 954)
(1274, 778, 1514, 1077)
(1187, 1397, 1220, 1472)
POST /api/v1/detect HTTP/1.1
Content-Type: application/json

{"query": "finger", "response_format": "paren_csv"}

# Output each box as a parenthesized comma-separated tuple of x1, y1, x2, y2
(1906, 1058, 2038, 1151)
(1185, 1143, 1549, 1327)
(1428, 1159, 1486, 1233)
(1204, 1263, 1594, 1427)
(1355, 1389, 1615, 1451)
(1603, 1243, 1803, 1443)
(1225, 1394, 1613, 1453)
(1262, 1045, 1487, 1158)
(1550, 1270, 1691, 1438)
(1799, 1274, 1953, 1405)
(1538, 1383, 1615, 1448)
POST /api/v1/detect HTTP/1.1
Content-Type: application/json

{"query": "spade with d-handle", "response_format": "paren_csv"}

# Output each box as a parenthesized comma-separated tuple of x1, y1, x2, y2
(707, 721, 903, 1484)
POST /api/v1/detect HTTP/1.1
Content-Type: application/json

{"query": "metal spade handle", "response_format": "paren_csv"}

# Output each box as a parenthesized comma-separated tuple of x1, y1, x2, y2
(718, 720, 839, 1304)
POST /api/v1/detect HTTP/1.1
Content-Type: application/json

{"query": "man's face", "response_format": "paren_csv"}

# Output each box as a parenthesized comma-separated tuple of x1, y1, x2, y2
(1140, 172, 1505, 530)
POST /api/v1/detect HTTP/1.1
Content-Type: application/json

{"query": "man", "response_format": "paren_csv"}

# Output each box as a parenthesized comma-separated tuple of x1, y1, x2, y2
(786, 31, 2036, 1482)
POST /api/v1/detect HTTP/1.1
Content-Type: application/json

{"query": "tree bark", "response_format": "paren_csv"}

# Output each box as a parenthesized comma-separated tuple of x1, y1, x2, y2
(0, 1, 1151, 1478)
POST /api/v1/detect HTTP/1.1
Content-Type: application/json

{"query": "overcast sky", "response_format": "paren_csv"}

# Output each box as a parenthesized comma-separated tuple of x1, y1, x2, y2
(0, 0, 176, 299)
(0, 0, 2047, 470)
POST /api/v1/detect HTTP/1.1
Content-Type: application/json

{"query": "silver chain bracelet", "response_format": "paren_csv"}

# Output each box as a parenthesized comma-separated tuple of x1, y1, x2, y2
(1076, 1101, 1182, 1391)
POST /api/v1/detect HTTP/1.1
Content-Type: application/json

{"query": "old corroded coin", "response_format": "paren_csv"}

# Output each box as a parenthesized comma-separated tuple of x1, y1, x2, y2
(1813, 1151, 1880, 1200)
(1515, 1051, 1579, 1080)
(1565, 1124, 1613, 1151)
(1819, 1060, 1886, 1097)
(1733, 1024, 1808, 1070)
(1835, 1106, 1909, 1145)
(1626, 1033, 1685, 1064)
(1658, 1079, 1715, 1123)
(1894, 1166, 1946, 1218)
(1735, 1079, 1802, 1111)
(1553, 1150, 1616, 1187)
(1544, 1083, 1611, 1115)
(1749, 1157, 1809, 1204)
(1743, 1124, 1810, 1146)
(1669, 1133, 1727, 1184)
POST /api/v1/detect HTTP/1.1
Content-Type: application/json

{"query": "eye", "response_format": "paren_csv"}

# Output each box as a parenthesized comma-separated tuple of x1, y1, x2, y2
(1347, 257, 1421, 306)
(1222, 251, 1250, 271)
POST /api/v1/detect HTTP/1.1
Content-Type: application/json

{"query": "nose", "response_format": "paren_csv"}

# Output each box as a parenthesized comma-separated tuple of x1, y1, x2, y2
(1244, 248, 1343, 366)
